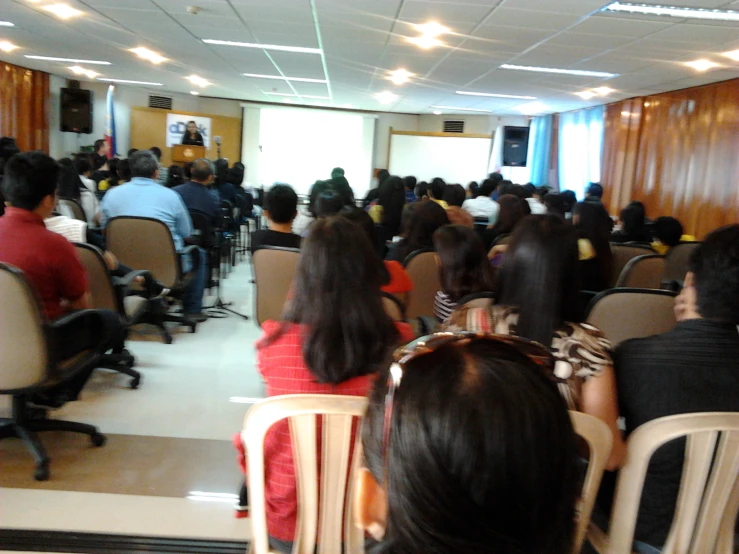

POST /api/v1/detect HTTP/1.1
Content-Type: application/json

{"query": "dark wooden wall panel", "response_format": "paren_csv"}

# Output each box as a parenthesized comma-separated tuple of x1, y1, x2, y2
(0, 61, 49, 153)
(602, 78, 739, 239)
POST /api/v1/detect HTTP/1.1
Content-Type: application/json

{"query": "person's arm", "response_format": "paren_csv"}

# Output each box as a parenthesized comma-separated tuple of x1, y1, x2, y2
(53, 238, 91, 312)
(580, 365, 627, 471)
(174, 194, 193, 240)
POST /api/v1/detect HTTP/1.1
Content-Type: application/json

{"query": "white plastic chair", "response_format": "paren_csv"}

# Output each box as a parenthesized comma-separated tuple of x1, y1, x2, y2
(588, 412, 739, 554)
(243, 394, 369, 554)
(570, 411, 614, 554)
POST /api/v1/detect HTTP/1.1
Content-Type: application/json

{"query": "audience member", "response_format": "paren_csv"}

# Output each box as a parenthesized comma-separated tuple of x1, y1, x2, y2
(117, 159, 131, 183)
(369, 175, 405, 241)
(403, 176, 417, 203)
(611, 201, 652, 244)
(75, 156, 96, 194)
(250, 184, 301, 253)
(181, 121, 204, 146)
(126, 148, 138, 158)
(92, 139, 109, 170)
(212, 158, 236, 204)
(482, 194, 525, 250)
(364, 169, 388, 207)
(0, 152, 126, 406)
(561, 190, 577, 217)
(97, 157, 122, 194)
(543, 192, 567, 219)
(462, 178, 499, 225)
(467, 181, 479, 199)
(328, 167, 354, 206)
(447, 215, 626, 470)
(183, 161, 193, 181)
(524, 183, 547, 214)
(0, 137, 21, 216)
(445, 205, 474, 228)
(357, 334, 580, 554)
(573, 201, 614, 292)
(100, 150, 208, 321)
(57, 159, 100, 225)
(651, 216, 695, 255)
(609, 225, 739, 550)
(585, 182, 604, 203)
(415, 181, 428, 200)
(90, 150, 110, 185)
(314, 188, 344, 219)
(433, 225, 495, 323)
(497, 180, 515, 197)
(165, 164, 185, 188)
(174, 158, 220, 222)
(250, 216, 413, 553)
(385, 200, 449, 263)
(428, 178, 448, 208)
(150, 146, 168, 186)
(442, 184, 466, 208)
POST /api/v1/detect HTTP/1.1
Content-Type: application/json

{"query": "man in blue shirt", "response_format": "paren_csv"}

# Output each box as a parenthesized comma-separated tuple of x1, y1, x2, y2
(174, 158, 220, 222)
(100, 151, 208, 321)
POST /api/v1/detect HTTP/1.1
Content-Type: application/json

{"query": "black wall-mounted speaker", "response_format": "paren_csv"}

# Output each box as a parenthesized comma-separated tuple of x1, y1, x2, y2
(60, 88, 93, 134)
(502, 126, 530, 167)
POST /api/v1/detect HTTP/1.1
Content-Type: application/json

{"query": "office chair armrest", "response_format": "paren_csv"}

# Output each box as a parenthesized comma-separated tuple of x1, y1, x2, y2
(114, 269, 157, 298)
(46, 309, 105, 373)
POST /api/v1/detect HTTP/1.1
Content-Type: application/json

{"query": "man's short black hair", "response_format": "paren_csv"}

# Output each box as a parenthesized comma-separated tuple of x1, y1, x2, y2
(94, 139, 106, 153)
(480, 179, 496, 197)
(129, 150, 160, 179)
(74, 155, 91, 175)
(653, 216, 683, 246)
(404, 175, 417, 192)
(429, 178, 445, 200)
(689, 224, 739, 323)
(586, 182, 603, 199)
(265, 184, 298, 224)
(150, 146, 162, 159)
(190, 158, 214, 182)
(1, 151, 60, 210)
(127, 148, 138, 157)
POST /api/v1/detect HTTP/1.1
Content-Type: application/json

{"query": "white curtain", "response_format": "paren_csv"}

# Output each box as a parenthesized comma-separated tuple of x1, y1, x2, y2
(558, 105, 605, 199)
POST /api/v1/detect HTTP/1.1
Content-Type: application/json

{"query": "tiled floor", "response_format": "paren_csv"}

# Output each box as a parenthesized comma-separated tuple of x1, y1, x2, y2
(0, 259, 262, 542)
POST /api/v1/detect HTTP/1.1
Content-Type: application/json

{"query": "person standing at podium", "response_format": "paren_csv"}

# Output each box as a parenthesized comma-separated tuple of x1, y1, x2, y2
(181, 121, 204, 146)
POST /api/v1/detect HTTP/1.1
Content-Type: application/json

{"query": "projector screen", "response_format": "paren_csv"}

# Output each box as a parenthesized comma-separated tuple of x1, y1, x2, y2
(388, 133, 493, 184)
(241, 105, 376, 198)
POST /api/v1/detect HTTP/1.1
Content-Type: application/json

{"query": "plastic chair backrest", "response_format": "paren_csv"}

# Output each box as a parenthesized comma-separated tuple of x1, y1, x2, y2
(610, 244, 655, 287)
(403, 250, 440, 321)
(243, 394, 368, 554)
(57, 198, 86, 222)
(664, 242, 700, 284)
(74, 243, 119, 312)
(252, 247, 300, 327)
(570, 411, 613, 554)
(106, 217, 180, 288)
(381, 292, 405, 322)
(585, 289, 677, 347)
(604, 412, 739, 554)
(616, 254, 666, 289)
(0, 264, 49, 391)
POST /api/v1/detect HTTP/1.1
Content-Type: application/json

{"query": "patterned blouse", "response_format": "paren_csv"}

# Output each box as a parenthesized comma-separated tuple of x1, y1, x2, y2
(444, 305, 613, 410)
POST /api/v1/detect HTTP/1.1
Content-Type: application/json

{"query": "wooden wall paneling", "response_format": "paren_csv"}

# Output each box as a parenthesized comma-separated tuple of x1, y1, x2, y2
(0, 62, 49, 152)
(130, 107, 242, 167)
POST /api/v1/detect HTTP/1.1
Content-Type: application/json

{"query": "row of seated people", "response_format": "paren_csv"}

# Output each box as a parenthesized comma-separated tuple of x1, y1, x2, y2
(238, 183, 739, 552)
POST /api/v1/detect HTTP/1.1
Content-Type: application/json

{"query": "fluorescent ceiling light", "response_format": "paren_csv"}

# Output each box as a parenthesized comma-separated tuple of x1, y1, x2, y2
(389, 68, 413, 85)
(187, 491, 239, 503)
(190, 91, 199, 95)
(69, 65, 99, 78)
(228, 397, 263, 404)
(723, 49, 739, 61)
(282, 98, 298, 104)
(267, 92, 331, 100)
(433, 110, 442, 115)
(25, 55, 110, 65)
(602, 2, 739, 22)
(130, 47, 167, 65)
(593, 86, 615, 95)
(187, 74, 211, 88)
(0, 21, 15, 27)
(97, 78, 163, 86)
(408, 35, 444, 49)
(684, 59, 719, 71)
(376, 91, 399, 104)
(456, 90, 537, 100)
(501, 64, 617, 78)
(42, 3, 83, 19)
(202, 39, 321, 54)
(430, 105, 492, 113)
(517, 101, 550, 115)
(413, 21, 450, 37)
(576, 90, 597, 99)
(242, 72, 327, 84)
(0, 41, 18, 53)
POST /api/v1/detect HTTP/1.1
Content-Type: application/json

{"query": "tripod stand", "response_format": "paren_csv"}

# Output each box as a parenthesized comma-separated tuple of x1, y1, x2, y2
(203, 234, 249, 320)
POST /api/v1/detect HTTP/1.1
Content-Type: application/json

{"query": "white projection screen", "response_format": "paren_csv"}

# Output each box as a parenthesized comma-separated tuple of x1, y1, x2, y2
(388, 133, 493, 184)
(242, 105, 376, 198)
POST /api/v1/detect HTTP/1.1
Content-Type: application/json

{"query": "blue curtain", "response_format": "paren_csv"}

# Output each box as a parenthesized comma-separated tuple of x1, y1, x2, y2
(526, 115, 553, 186)
(558, 105, 605, 200)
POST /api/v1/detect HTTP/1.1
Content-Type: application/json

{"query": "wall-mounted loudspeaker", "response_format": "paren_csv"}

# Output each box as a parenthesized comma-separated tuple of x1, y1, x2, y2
(502, 126, 530, 167)
(60, 88, 93, 134)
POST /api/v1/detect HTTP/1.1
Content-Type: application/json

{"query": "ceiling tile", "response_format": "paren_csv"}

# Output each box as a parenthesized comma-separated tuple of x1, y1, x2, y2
(485, 8, 585, 31)
(571, 15, 675, 38)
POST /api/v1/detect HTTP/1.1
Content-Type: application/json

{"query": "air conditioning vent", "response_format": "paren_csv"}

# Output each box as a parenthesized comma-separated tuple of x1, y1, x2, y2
(148, 95, 173, 110)
(443, 120, 465, 133)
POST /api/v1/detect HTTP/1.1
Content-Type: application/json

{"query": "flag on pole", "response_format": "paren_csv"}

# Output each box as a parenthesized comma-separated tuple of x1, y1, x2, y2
(104, 85, 117, 158)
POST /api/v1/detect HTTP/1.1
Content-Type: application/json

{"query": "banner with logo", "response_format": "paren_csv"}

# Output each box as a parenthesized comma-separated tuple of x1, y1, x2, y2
(165, 114, 212, 148)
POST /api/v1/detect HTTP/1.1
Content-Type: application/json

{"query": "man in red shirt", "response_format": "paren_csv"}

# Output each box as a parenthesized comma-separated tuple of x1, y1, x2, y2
(0, 151, 126, 405)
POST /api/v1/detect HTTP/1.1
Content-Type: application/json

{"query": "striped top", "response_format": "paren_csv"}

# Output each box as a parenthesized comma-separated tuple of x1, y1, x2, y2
(434, 291, 457, 323)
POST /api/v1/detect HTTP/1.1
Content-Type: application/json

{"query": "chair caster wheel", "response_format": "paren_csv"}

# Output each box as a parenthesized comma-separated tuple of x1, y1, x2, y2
(164, 335, 173, 345)
(35, 461, 50, 481)
(129, 376, 141, 389)
(189, 324, 197, 333)
(91, 433, 106, 447)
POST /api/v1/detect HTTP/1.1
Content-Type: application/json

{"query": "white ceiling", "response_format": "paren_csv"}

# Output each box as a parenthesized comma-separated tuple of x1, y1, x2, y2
(1, 0, 738, 115)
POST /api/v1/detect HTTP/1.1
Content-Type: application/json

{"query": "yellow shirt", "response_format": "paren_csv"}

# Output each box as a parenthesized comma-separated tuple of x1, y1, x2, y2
(651, 235, 697, 255)
(431, 198, 449, 210)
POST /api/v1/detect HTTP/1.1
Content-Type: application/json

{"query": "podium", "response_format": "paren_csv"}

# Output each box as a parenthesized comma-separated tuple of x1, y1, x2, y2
(171, 144, 206, 164)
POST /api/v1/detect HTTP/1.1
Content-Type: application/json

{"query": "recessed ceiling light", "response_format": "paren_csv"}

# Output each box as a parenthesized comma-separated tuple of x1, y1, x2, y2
(723, 49, 739, 62)
(42, 3, 83, 19)
(593, 86, 615, 96)
(500, 64, 617, 78)
(202, 39, 321, 54)
(376, 91, 399, 104)
(684, 59, 719, 72)
(602, 2, 739, 22)
(97, 78, 163, 86)
(69, 65, 99, 78)
(413, 21, 450, 37)
(433, 110, 442, 115)
(130, 47, 167, 65)
(242, 72, 327, 84)
(576, 91, 597, 99)
(25, 55, 111, 65)
(516, 101, 550, 115)
(187, 74, 211, 88)
(456, 90, 537, 100)
(0, 41, 19, 53)
(190, 90, 200, 95)
(0, 21, 15, 27)
(408, 35, 444, 49)
(388, 68, 413, 85)
(430, 105, 492, 113)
